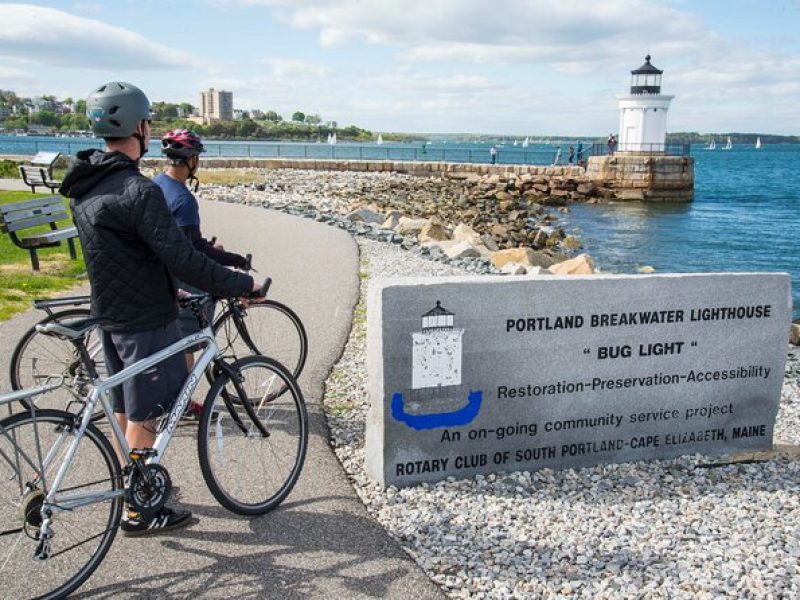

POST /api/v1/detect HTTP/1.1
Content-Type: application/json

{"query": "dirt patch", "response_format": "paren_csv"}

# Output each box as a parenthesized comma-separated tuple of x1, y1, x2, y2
(0, 255, 71, 276)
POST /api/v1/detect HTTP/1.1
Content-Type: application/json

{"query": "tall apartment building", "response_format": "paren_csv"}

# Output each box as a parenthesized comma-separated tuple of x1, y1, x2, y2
(199, 88, 233, 122)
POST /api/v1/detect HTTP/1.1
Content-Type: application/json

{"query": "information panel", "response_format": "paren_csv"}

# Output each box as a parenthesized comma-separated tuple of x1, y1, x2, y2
(365, 273, 791, 487)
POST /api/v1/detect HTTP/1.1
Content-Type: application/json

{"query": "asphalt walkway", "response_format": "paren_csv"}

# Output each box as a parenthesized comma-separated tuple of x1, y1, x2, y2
(0, 200, 443, 599)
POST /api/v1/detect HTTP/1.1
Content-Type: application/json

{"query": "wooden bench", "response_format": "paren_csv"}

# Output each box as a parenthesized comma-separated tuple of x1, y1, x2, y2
(18, 165, 61, 193)
(0, 196, 79, 271)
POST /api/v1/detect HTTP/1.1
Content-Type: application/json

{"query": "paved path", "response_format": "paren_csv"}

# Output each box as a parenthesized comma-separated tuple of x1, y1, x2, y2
(0, 201, 443, 599)
(0, 177, 30, 191)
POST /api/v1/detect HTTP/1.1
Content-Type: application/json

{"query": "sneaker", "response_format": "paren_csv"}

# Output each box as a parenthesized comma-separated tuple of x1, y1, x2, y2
(179, 402, 204, 425)
(120, 506, 192, 537)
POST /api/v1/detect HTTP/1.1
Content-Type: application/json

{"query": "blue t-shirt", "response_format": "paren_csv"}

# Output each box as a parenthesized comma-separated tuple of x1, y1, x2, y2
(153, 173, 200, 228)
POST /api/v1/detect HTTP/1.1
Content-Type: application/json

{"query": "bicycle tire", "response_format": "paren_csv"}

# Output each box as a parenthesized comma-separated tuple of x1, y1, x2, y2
(10, 308, 106, 420)
(212, 300, 308, 380)
(198, 356, 308, 516)
(0, 409, 123, 599)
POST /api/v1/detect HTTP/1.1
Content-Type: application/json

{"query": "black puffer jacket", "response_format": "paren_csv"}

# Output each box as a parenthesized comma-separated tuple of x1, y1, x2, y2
(61, 150, 253, 332)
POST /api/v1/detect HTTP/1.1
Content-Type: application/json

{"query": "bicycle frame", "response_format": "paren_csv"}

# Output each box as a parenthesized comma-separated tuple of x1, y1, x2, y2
(4, 327, 220, 518)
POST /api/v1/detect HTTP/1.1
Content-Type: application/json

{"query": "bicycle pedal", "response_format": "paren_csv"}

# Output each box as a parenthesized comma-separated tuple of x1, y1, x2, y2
(129, 448, 158, 461)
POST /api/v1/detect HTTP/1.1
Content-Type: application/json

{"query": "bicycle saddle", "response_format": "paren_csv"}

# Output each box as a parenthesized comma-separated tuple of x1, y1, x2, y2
(36, 317, 102, 340)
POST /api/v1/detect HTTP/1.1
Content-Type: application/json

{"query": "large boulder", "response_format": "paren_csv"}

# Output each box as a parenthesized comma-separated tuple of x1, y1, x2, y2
(501, 262, 528, 275)
(490, 247, 536, 269)
(790, 319, 800, 346)
(453, 223, 482, 245)
(442, 240, 481, 260)
(347, 206, 384, 224)
(548, 253, 596, 275)
(382, 210, 403, 230)
(419, 221, 451, 243)
(397, 217, 428, 235)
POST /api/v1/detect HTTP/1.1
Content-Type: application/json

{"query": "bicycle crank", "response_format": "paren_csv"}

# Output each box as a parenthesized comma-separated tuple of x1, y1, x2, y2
(126, 464, 172, 517)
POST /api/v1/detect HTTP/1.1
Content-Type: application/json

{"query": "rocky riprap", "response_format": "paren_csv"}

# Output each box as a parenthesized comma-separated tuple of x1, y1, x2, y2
(322, 238, 800, 600)
(198, 169, 596, 276)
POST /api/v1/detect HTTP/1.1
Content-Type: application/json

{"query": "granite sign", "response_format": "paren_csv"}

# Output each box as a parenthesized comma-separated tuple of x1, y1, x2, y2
(365, 273, 791, 487)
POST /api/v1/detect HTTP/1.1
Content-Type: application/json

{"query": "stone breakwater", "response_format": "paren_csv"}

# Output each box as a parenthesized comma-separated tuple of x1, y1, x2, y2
(323, 238, 800, 599)
(194, 168, 597, 276)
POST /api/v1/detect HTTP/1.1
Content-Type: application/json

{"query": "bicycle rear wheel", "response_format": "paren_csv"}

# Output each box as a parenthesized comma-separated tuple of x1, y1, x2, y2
(0, 409, 123, 599)
(10, 308, 106, 420)
(213, 300, 308, 380)
(198, 356, 308, 515)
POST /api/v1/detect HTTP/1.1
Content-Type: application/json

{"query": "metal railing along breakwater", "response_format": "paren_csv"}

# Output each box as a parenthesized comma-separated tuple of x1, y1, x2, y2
(0, 137, 596, 166)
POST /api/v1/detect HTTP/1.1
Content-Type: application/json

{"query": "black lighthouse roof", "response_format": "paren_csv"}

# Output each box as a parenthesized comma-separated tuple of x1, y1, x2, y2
(631, 55, 663, 75)
(422, 300, 453, 318)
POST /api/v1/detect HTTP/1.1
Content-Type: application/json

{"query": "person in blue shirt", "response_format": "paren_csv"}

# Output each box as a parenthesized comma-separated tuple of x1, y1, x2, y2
(153, 129, 250, 421)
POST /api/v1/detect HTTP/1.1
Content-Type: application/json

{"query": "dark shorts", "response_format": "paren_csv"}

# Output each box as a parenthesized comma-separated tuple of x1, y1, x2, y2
(101, 321, 188, 422)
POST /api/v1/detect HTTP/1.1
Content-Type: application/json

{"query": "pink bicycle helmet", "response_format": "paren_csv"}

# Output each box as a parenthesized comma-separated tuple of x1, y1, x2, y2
(161, 129, 205, 162)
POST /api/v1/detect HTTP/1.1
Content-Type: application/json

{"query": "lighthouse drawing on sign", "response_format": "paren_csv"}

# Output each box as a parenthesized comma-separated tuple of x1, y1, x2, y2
(391, 301, 483, 431)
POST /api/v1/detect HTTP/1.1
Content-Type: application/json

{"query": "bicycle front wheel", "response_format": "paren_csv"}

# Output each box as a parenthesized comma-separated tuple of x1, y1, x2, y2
(213, 300, 308, 380)
(198, 356, 308, 515)
(0, 409, 123, 599)
(11, 308, 106, 420)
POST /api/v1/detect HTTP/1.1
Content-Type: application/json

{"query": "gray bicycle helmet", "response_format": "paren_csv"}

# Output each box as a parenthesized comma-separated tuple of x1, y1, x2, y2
(86, 81, 152, 138)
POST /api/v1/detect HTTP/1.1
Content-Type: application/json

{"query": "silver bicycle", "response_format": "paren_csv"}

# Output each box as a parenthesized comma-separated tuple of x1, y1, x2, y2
(0, 284, 308, 599)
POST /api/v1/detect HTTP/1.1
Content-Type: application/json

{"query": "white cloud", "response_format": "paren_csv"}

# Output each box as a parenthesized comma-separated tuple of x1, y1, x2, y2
(0, 3, 199, 71)
(264, 58, 333, 78)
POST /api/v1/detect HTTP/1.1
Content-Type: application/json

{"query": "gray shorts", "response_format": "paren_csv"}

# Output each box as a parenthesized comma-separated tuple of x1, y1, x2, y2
(101, 321, 188, 422)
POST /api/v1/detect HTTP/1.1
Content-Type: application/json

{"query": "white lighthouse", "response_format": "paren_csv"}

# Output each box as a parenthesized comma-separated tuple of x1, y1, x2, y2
(408, 301, 465, 414)
(617, 55, 674, 153)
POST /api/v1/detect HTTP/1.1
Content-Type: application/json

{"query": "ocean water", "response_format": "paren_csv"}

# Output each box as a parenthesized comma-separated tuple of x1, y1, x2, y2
(564, 144, 800, 316)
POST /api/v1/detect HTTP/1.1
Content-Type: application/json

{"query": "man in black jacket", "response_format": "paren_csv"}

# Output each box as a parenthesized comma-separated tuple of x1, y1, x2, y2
(60, 81, 262, 536)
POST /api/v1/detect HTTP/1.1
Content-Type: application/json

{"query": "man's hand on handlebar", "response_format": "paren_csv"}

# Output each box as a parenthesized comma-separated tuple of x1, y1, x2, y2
(242, 277, 272, 306)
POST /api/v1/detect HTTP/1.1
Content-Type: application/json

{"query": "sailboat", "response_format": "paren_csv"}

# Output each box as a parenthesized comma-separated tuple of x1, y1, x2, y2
(377, 134, 383, 145)
(706, 139, 716, 150)
(755, 136, 762, 149)
(328, 132, 337, 145)
(513, 140, 518, 146)
(521, 136, 530, 148)
(724, 136, 732, 150)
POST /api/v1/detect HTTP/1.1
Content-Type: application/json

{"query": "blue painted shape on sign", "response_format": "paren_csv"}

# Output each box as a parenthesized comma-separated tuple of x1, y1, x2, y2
(391, 390, 483, 430)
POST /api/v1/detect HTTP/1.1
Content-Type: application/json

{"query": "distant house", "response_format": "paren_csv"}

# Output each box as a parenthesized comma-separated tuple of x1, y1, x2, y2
(28, 97, 56, 113)
(250, 109, 265, 120)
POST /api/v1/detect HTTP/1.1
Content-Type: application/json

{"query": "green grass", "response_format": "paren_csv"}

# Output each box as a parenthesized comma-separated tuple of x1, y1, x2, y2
(0, 191, 86, 321)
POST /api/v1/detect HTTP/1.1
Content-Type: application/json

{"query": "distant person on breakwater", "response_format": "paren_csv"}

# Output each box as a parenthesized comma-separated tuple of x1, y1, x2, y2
(153, 129, 250, 422)
(490, 146, 497, 164)
(608, 134, 618, 155)
(552, 145, 562, 165)
(421, 143, 427, 156)
(568, 145, 575, 165)
(576, 142, 584, 164)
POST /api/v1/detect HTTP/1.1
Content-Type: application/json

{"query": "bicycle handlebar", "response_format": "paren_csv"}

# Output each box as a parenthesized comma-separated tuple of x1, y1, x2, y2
(250, 277, 271, 299)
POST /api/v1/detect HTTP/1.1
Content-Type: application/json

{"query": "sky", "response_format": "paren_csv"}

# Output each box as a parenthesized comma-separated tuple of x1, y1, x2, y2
(1, 0, 799, 136)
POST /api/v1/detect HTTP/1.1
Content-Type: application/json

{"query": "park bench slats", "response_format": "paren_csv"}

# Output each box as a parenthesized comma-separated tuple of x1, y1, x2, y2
(0, 195, 79, 271)
(18, 166, 61, 194)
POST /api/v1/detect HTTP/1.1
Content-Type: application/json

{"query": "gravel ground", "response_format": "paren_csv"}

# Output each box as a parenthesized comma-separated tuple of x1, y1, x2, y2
(322, 238, 800, 600)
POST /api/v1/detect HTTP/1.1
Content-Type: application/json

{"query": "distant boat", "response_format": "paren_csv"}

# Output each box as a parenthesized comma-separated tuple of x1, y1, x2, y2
(327, 132, 337, 145)
(724, 136, 732, 150)
(706, 139, 716, 150)
(513, 140, 518, 146)
(377, 134, 383, 145)
(755, 136, 762, 149)
(521, 136, 530, 148)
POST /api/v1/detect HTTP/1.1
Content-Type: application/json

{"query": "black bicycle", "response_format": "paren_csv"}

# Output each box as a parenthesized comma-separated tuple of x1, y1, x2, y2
(10, 291, 307, 416)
